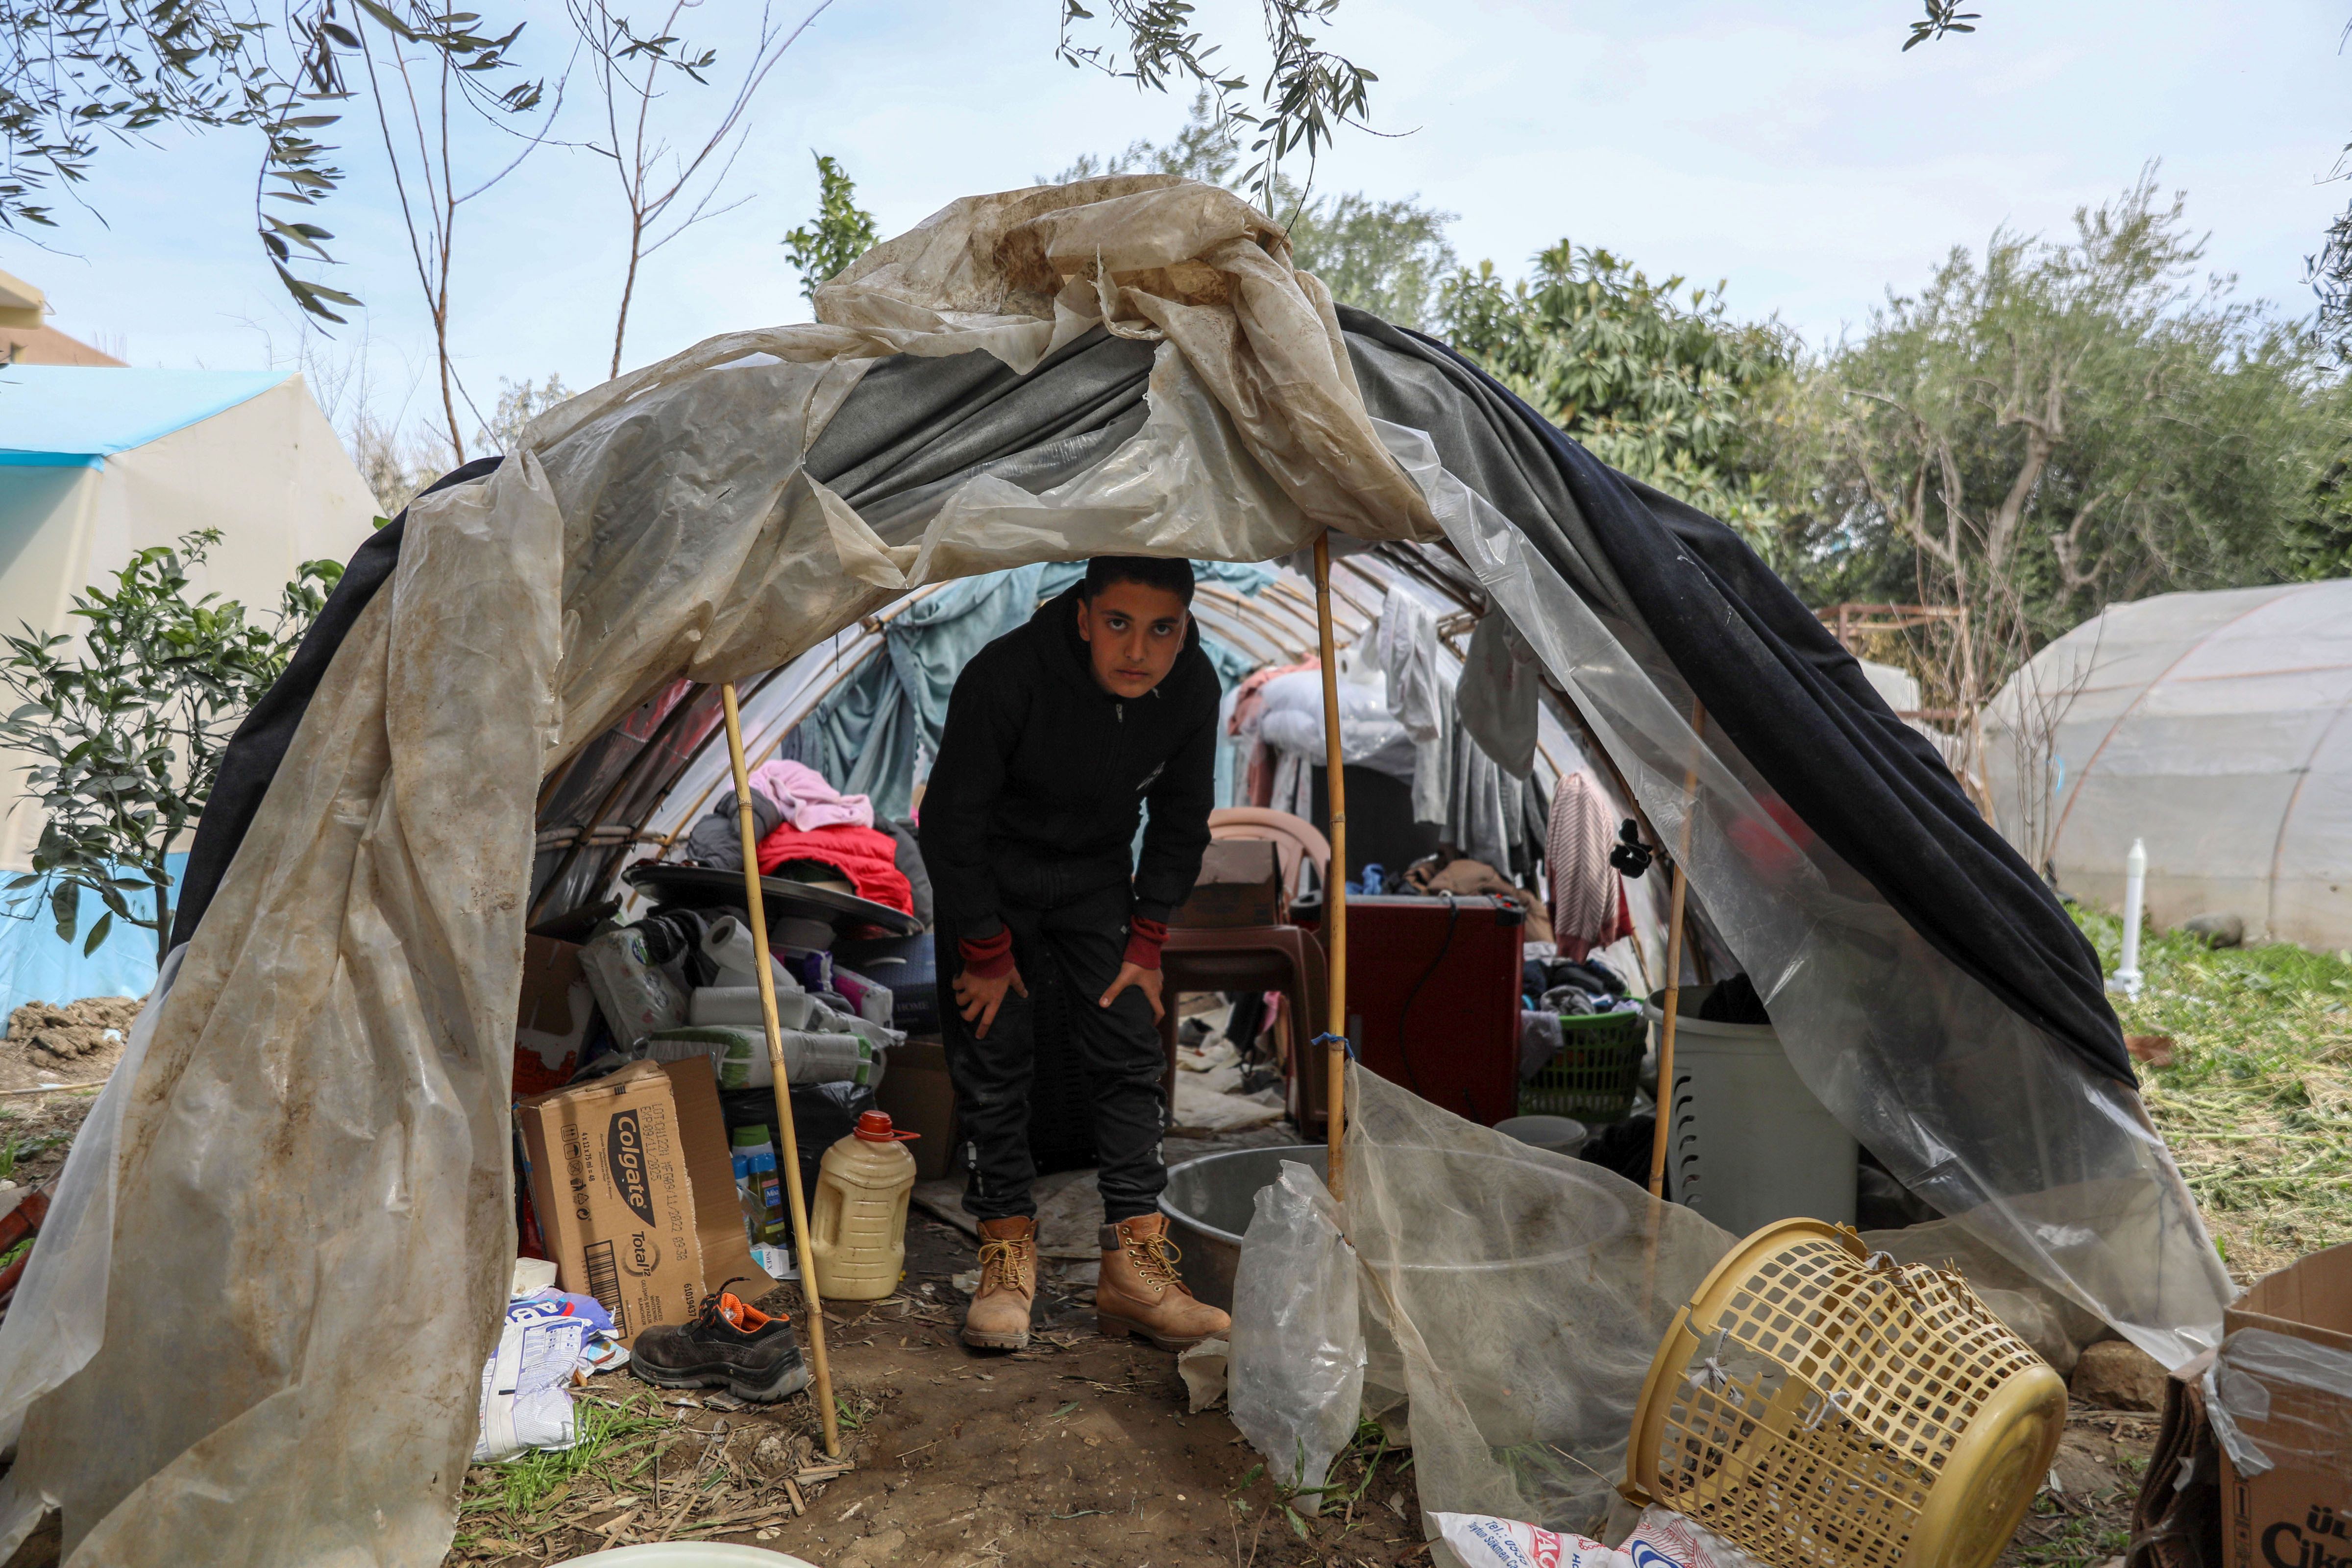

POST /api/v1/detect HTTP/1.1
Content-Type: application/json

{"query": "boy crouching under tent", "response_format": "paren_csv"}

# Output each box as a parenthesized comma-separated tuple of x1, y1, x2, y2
(920, 556, 1231, 1355)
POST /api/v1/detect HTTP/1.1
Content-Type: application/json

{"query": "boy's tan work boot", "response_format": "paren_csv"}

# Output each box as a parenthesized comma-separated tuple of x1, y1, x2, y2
(1096, 1213, 1229, 1349)
(961, 1216, 1037, 1351)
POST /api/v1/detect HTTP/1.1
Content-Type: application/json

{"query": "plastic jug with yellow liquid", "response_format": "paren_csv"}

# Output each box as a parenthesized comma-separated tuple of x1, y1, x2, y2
(807, 1110, 918, 1300)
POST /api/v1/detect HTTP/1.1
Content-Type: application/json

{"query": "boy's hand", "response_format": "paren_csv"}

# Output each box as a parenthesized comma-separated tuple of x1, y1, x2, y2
(1099, 962, 1164, 1022)
(953, 966, 1027, 1039)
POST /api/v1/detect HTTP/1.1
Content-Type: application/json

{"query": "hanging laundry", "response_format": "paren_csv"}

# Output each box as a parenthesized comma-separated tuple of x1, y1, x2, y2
(756, 820, 915, 914)
(1375, 588, 1443, 744)
(1228, 657, 1318, 808)
(1255, 667, 1417, 779)
(1376, 586, 1453, 830)
(1546, 771, 1633, 962)
(1442, 714, 1527, 877)
(1456, 611, 1541, 780)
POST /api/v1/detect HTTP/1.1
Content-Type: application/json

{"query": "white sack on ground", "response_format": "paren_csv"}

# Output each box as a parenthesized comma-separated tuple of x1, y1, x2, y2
(0, 177, 1430, 1566)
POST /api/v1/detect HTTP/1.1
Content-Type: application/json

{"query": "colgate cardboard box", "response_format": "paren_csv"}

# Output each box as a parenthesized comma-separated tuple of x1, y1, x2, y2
(516, 1061, 704, 1344)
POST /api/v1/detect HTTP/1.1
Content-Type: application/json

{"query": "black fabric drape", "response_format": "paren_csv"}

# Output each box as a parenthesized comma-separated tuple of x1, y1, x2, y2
(168, 456, 503, 950)
(1335, 306, 2131, 1085)
(169, 314, 2129, 1088)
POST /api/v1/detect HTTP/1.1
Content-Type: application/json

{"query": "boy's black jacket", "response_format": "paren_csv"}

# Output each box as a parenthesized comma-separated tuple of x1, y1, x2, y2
(920, 582, 1219, 941)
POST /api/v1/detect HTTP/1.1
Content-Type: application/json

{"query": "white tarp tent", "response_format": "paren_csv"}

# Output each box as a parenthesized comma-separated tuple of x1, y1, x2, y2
(1982, 579, 2352, 950)
(0, 365, 382, 869)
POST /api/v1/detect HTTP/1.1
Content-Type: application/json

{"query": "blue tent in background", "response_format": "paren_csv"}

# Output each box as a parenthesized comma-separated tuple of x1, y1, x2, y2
(0, 854, 185, 1025)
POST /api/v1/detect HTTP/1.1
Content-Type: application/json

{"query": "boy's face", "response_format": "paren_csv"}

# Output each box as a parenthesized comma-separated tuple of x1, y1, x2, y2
(1076, 580, 1190, 699)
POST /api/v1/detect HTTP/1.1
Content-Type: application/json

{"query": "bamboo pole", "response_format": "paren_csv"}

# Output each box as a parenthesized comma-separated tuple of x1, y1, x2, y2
(1312, 535, 1350, 1201)
(1646, 703, 1706, 1201)
(719, 683, 841, 1458)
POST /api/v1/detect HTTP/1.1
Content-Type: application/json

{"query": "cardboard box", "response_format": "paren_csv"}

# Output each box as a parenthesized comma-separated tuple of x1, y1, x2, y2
(874, 1034, 956, 1180)
(2217, 1243, 2352, 1568)
(658, 1058, 780, 1298)
(514, 935, 594, 1092)
(516, 1062, 705, 1343)
(1171, 838, 1284, 929)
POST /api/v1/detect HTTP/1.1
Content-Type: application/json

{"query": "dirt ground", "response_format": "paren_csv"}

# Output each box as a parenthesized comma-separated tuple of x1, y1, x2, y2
(1995, 1406, 2161, 1568)
(0, 990, 2162, 1568)
(0, 998, 135, 1093)
(441, 1211, 1427, 1568)
(423, 1206, 2163, 1568)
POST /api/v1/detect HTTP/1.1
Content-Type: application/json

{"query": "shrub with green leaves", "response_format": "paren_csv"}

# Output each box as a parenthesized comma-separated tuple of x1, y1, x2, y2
(0, 529, 340, 962)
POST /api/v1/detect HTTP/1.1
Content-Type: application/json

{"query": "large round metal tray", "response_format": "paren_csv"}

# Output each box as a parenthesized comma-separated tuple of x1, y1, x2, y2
(623, 862, 923, 938)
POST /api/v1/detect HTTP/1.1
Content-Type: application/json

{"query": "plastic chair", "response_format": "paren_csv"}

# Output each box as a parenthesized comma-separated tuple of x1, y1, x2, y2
(1156, 923, 1329, 1125)
(1207, 808, 1331, 903)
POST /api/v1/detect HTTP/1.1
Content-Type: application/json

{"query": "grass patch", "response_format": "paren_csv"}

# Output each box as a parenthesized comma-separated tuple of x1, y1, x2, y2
(2011, 1494, 2132, 1568)
(2073, 907, 2352, 1280)
(453, 1385, 673, 1550)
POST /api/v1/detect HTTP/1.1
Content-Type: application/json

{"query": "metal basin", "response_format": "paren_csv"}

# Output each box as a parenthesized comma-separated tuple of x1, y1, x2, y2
(1158, 1144, 1329, 1312)
(1161, 1138, 1639, 1313)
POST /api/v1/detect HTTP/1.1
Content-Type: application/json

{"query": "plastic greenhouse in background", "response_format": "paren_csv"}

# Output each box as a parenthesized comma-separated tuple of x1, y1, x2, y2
(1982, 578, 2352, 951)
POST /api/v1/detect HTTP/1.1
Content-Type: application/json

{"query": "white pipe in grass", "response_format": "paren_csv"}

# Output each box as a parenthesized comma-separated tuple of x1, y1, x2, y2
(2112, 837, 2147, 1001)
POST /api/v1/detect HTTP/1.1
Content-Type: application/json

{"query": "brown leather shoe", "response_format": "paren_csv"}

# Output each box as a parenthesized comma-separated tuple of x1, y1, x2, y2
(1096, 1213, 1229, 1350)
(961, 1216, 1037, 1351)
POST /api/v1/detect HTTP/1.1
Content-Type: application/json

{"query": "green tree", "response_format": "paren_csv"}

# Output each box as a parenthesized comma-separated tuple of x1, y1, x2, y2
(1437, 244, 1795, 543)
(0, 532, 340, 962)
(782, 154, 881, 303)
(1772, 172, 2340, 696)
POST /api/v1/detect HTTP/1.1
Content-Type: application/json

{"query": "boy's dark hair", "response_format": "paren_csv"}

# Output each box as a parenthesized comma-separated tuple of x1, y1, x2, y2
(1081, 555, 1195, 606)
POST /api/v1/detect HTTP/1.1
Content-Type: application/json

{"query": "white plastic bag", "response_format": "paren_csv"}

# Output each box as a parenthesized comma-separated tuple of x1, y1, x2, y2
(581, 926, 687, 1047)
(1229, 1159, 1364, 1515)
(1435, 1505, 1761, 1568)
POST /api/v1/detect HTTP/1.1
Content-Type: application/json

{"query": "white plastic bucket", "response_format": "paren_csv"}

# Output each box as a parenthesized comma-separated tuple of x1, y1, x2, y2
(1494, 1114, 1590, 1159)
(556, 1545, 817, 1566)
(1656, 985, 1857, 1235)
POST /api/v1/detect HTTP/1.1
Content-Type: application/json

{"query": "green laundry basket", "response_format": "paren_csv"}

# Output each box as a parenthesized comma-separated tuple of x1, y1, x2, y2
(1519, 1008, 1646, 1123)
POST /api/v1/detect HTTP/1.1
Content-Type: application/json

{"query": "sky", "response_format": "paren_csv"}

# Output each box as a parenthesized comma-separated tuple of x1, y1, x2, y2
(9, 0, 2348, 451)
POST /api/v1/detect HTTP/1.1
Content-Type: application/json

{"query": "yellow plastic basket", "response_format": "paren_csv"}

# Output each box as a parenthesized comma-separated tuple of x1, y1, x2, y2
(1625, 1219, 2067, 1568)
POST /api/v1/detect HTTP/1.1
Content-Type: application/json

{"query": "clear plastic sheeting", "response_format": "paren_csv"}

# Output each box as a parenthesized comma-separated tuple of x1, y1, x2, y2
(1981, 580, 2352, 951)
(1228, 1160, 1365, 1513)
(1344, 1065, 1734, 1537)
(2203, 1328, 2352, 1478)
(0, 178, 1435, 1566)
(1381, 417, 2235, 1368)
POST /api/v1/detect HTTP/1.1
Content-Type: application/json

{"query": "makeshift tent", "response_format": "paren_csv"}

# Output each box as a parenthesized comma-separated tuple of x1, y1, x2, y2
(1983, 579, 2352, 950)
(0, 178, 2230, 1565)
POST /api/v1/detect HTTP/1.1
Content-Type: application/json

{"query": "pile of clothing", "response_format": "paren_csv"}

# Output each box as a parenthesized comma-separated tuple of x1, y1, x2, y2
(683, 760, 931, 924)
(1524, 952, 1640, 1019)
(1516, 950, 1645, 1086)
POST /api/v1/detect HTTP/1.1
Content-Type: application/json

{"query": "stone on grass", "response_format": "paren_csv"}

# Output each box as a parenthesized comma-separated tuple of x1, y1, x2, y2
(2071, 1339, 2168, 1411)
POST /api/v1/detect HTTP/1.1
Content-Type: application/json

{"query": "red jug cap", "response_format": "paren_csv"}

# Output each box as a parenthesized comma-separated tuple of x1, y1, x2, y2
(854, 1110, 917, 1142)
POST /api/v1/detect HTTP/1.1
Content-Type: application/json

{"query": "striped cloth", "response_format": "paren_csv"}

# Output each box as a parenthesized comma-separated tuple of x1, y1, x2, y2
(1547, 771, 1631, 961)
